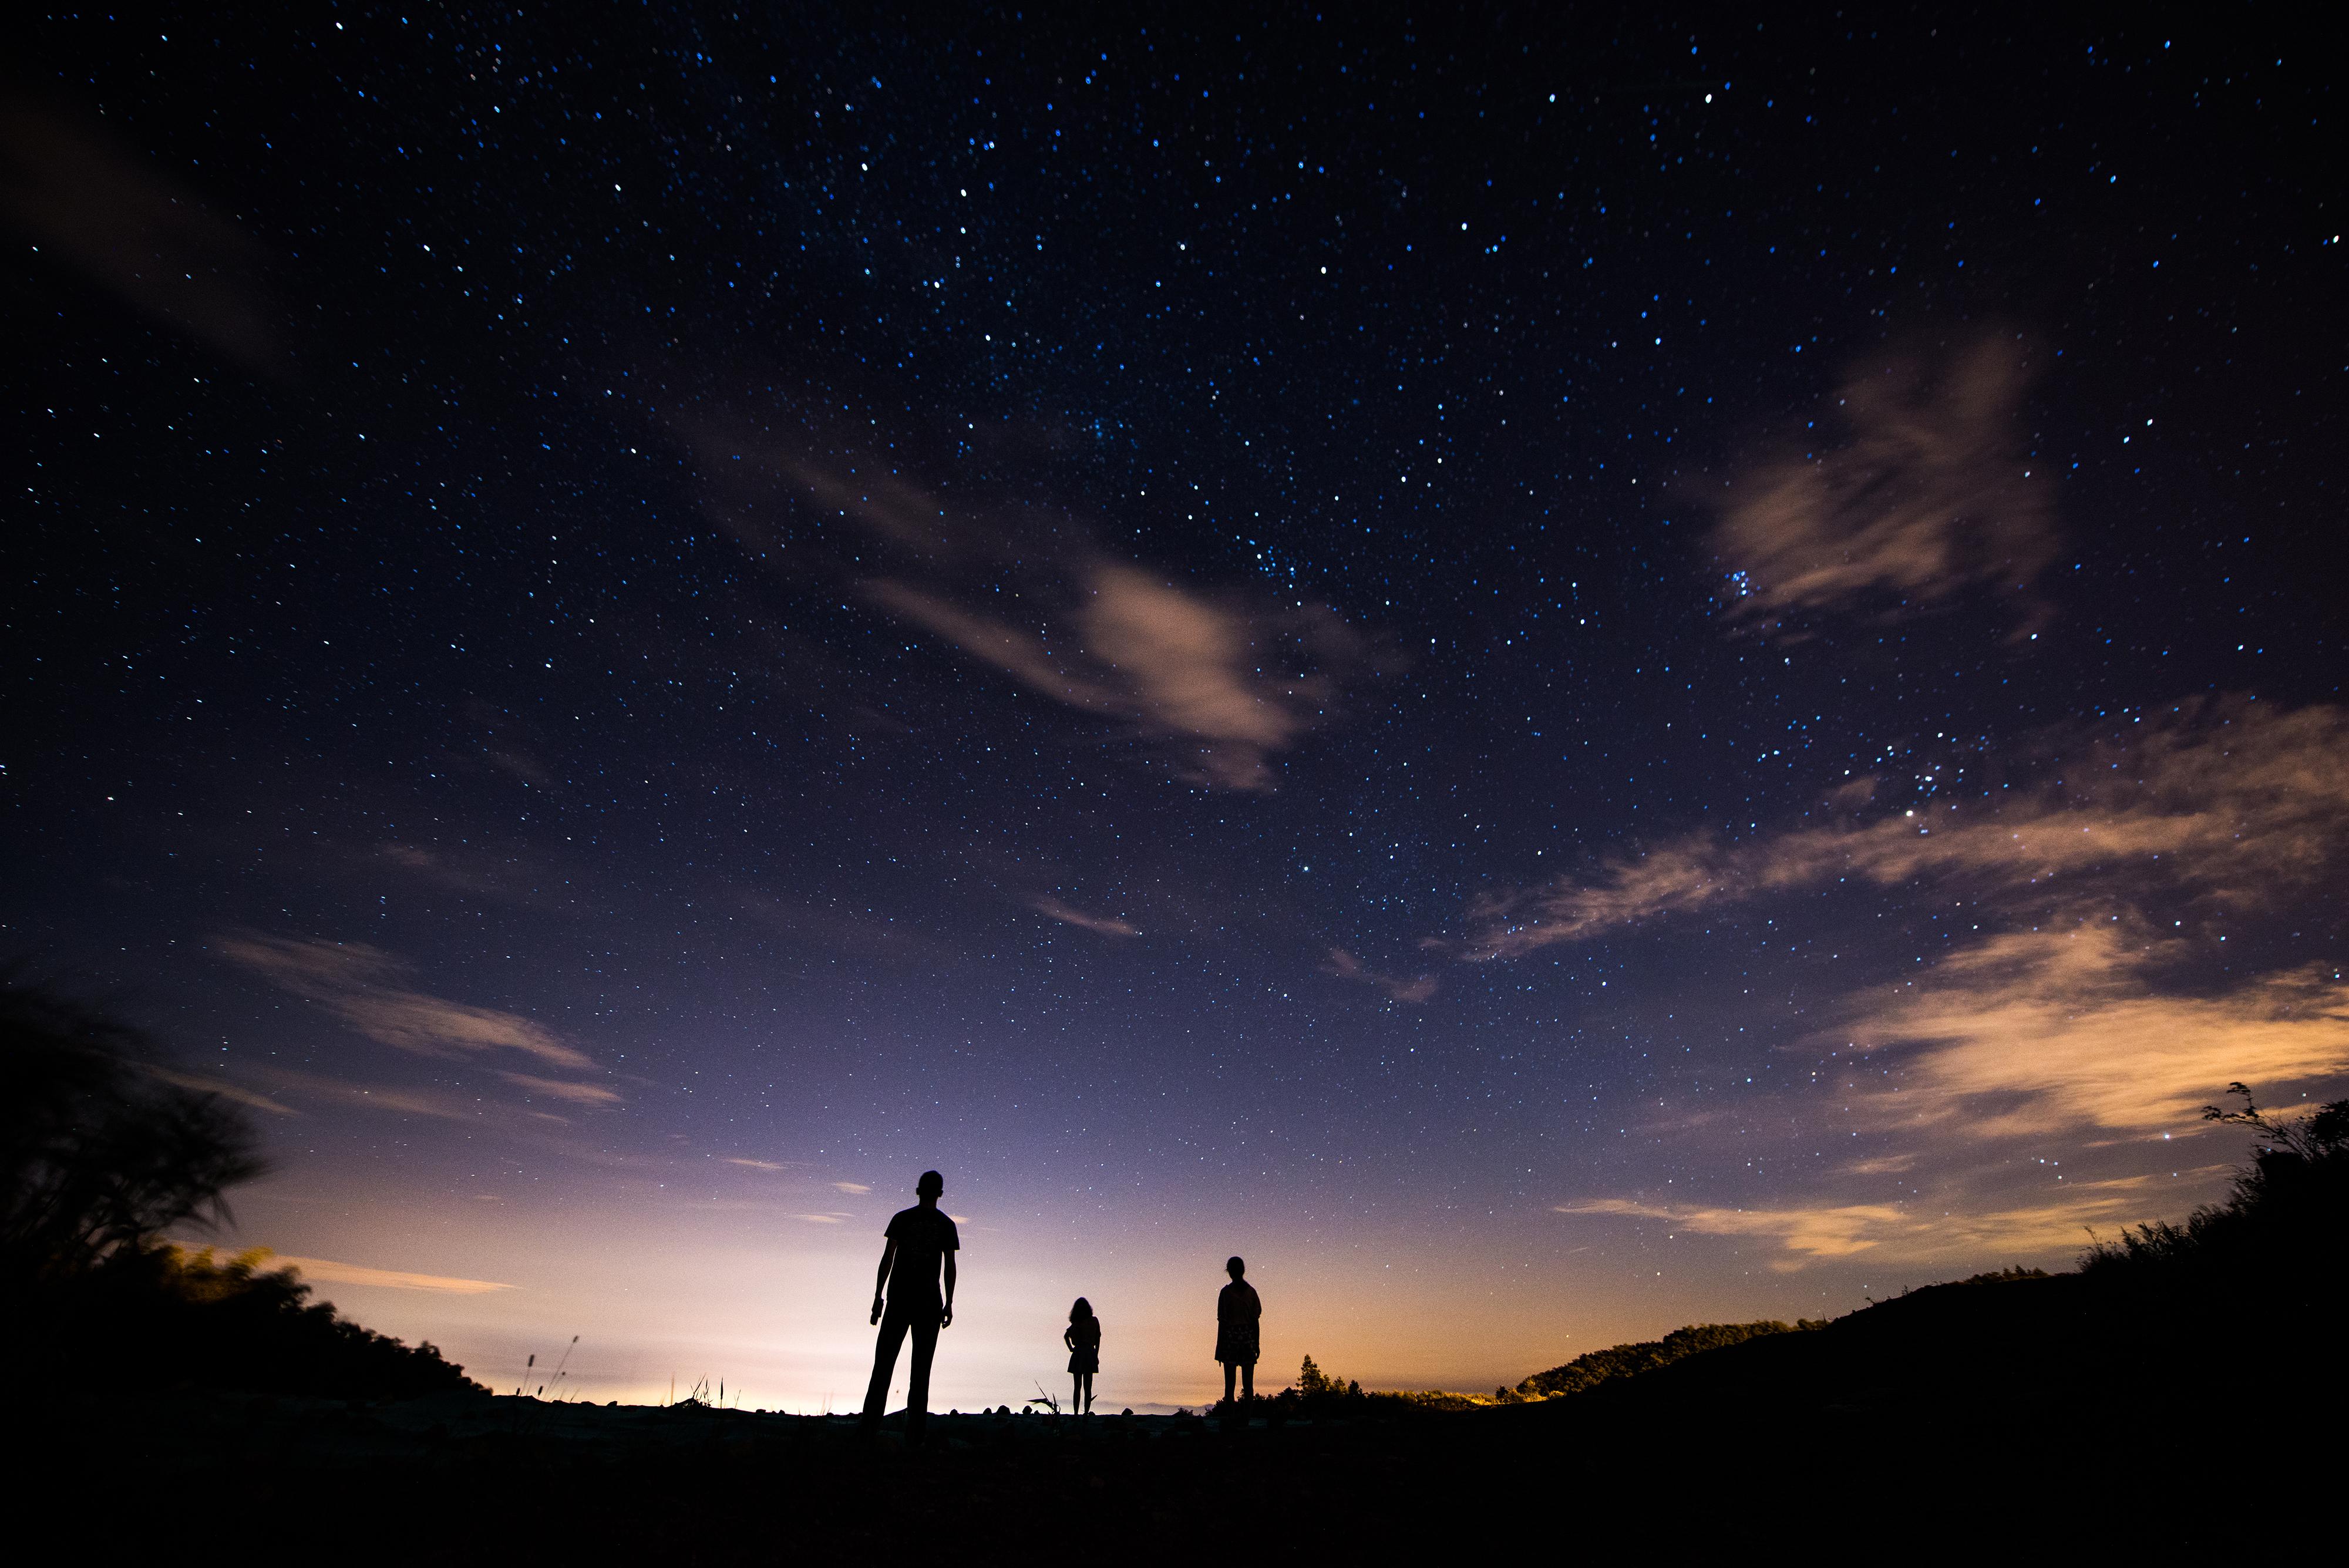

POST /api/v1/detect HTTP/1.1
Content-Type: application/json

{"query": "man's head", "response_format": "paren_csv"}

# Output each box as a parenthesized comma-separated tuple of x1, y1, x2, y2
(916, 1170, 945, 1200)
(1226, 1255, 1246, 1280)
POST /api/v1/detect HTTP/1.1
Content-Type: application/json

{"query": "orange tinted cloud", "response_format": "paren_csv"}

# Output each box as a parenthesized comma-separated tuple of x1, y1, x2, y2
(1843, 921, 2349, 1138)
(686, 436, 1369, 790)
(1033, 896, 1140, 937)
(217, 931, 596, 1072)
(1466, 698, 2349, 957)
(1712, 333, 2052, 632)
(1, 100, 290, 373)
(783, 459, 962, 557)
(271, 1255, 517, 1294)
(1322, 947, 1438, 1004)
(874, 563, 1355, 790)
(272, 1073, 484, 1122)
(1556, 1197, 1909, 1261)
(869, 581, 1119, 713)
(497, 1071, 622, 1107)
(146, 1066, 299, 1117)
(1558, 1179, 2174, 1270)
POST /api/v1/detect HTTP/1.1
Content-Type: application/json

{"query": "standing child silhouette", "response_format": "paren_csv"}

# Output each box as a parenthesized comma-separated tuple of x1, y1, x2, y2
(1064, 1297, 1101, 1416)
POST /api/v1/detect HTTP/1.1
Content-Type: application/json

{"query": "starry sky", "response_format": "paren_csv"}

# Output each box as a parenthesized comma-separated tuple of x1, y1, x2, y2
(6, 7, 2344, 1411)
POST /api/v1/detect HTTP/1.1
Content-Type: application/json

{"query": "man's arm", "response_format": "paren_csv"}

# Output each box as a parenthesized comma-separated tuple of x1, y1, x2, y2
(940, 1251, 956, 1328)
(870, 1239, 896, 1325)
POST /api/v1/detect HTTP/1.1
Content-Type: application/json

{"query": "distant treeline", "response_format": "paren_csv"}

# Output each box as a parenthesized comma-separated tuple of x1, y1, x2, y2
(38, 1242, 480, 1398)
(3, 977, 483, 1398)
(2080, 1081, 2347, 1303)
(1513, 1318, 1825, 1399)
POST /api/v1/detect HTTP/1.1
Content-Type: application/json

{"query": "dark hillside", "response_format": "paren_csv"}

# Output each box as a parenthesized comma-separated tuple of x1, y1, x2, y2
(1537, 1270, 2129, 1425)
(25, 1243, 485, 1399)
(1517, 1317, 1824, 1398)
(1519, 1091, 2348, 1438)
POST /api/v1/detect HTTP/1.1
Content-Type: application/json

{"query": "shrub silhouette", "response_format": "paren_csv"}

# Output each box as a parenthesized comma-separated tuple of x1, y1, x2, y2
(2081, 1082, 2349, 1297)
(1515, 1319, 1822, 1399)
(64, 1243, 484, 1398)
(4, 978, 483, 1398)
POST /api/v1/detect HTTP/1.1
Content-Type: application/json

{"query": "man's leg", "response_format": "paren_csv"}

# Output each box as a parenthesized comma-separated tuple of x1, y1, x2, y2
(1221, 1361, 1236, 1405)
(1240, 1362, 1254, 1399)
(860, 1307, 911, 1431)
(903, 1310, 941, 1443)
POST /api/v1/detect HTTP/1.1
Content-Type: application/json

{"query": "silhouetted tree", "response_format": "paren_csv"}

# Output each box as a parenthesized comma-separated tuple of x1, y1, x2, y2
(1285, 1354, 1362, 1409)
(1515, 1320, 1821, 1399)
(4, 978, 482, 1397)
(1, 977, 266, 1281)
(2081, 1082, 2349, 1288)
(2202, 1080, 2349, 1163)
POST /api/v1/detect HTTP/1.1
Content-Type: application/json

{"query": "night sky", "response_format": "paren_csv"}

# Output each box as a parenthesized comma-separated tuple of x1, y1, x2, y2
(6, 7, 2344, 1411)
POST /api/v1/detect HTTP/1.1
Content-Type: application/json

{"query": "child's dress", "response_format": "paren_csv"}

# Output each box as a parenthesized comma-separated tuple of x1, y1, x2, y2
(1066, 1317, 1101, 1374)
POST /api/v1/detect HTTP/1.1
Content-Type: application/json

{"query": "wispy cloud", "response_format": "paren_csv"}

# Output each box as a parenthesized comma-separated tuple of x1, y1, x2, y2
(251, 1069, 483, 1123)
(680, 426, 1374, 790)
(725, 1158, 789, 1172)
(272, 1254, 517, 1294)
(1711, 332, 2052, 634)
(782, 459, 963, 557)
(1842, 920, 2349, 1139)
(1034, 896, 1140, 937)
(1558, 1177, 2172, 1271)
(1322, 947, 1438, 1004)
(1, 99, 290, 374)
(1557, 1197, 1908, 1261)
(498, 1071, 622, 1107)
(793, 1213, 852, 1224)
(833, 1181, 873, 1194)
(1465, 698, 2349, 957)
(147, 1066, 299, 1117)
(217, 932, 595, 1072)
(376, 841, 570, 910)
(873, 563, 1359, 790)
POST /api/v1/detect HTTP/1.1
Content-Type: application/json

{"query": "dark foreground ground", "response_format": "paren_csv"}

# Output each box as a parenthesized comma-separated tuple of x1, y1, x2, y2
(29, 1272, 2342, 1560)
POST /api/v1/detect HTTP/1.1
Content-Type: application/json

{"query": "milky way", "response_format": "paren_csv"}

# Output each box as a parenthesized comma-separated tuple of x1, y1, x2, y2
(6, 9, 2341, 1409)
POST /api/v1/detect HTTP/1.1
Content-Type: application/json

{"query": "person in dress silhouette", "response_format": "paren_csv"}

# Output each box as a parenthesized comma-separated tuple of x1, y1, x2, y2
(1064, 1297, 1101, 1416)
(1214, 1255, 1260, 1406)
(859, 1169, 958, 1443)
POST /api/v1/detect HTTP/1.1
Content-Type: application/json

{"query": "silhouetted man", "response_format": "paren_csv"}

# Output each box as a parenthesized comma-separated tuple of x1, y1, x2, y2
(859, 1169, 958, 1443)
(1216, 1254, 1260, 1405)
